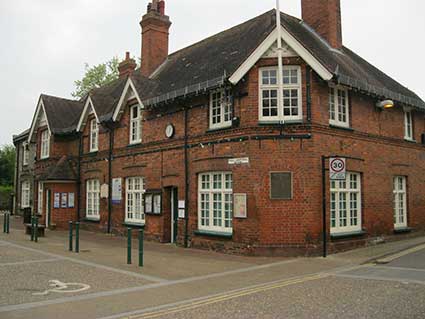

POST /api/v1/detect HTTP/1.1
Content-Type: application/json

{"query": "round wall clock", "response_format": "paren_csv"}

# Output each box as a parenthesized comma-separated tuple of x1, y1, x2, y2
(165, 123, 175, 138)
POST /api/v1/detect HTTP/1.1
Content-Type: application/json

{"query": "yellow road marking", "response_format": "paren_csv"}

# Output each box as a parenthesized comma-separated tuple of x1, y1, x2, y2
(127, 273, 328, 319)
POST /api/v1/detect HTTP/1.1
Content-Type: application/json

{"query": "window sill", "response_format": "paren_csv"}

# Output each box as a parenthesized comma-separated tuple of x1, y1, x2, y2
(206, 125, 233, 133)
(329, 124, 353, 131)
(404, 138, 416, 143)
(83, 217, 100, 223)
(127, 142, 142, 149)
(331, 230, 366, 240)
(123, 222, 145, 229)
(258, 120, 303, 126)
(394, 227, 412, 234)
(194, 229, 233, 239)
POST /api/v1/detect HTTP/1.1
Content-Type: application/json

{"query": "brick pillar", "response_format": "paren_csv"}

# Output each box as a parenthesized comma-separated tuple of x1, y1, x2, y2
(301, 0, 343, 49)
(118, 52, 137, 79)
(140, 0, 172, 77)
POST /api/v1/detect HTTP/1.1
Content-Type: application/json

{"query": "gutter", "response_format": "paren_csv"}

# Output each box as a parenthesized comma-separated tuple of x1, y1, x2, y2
(76, 133, 83, 221)
(13, 144, 20, 215)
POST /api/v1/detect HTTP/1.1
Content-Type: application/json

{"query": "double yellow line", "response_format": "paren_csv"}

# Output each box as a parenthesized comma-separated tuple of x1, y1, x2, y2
(127, 273, 328, 319)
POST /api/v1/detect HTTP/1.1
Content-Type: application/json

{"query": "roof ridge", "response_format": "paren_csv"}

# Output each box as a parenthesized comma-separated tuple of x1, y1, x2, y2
(166, 9, 276, 60)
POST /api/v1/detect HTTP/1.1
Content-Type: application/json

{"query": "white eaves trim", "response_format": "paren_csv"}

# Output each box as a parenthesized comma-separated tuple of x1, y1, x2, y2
(76, 97, 100, 132)
(228, 26, 333, 85)
(27, 97, 52, 143)
(112, 77, 144, 122)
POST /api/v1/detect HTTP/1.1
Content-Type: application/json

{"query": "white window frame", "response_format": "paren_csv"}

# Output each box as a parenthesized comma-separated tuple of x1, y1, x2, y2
(330, 172, 362, 234)
(38, 182, 43, 215)
(393, 176, 408, 229)
(404, 109, 413, 141)
(209, 88, 233, 129)
(89, 118, 99, 152)
(125, 177, 145, 225)
(40, 130, 50, 159)
(86, 179, 100, 220)
(198, 172, 233, 234)
(21, 180, 30, 208)
(129, 104, 142, 145)
(329, 85, 350, 128)
(258, 66, 302, 122)
(23, 144, 29, 166)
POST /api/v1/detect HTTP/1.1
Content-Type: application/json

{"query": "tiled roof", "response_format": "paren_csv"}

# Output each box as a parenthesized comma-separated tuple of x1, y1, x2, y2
(141, 9, 424, 109)
(41, 94, 85, 134)
(42, 156, 77, 181)
(24, 8, 425, 136)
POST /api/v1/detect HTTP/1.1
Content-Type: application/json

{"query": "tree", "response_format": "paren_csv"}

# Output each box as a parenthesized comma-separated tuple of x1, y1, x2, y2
(71, 57, 120, 99)
(0, 145, 15, 186)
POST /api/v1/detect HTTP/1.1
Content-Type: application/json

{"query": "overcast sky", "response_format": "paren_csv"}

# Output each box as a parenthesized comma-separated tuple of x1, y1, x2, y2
(0, 0, 424, 145)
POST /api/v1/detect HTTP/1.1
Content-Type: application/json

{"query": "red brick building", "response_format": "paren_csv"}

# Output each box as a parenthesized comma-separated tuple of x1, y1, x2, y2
(18, 0, 425, 256)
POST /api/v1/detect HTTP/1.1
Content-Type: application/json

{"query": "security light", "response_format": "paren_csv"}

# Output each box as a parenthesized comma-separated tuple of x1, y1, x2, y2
(376, 100, 394, 109)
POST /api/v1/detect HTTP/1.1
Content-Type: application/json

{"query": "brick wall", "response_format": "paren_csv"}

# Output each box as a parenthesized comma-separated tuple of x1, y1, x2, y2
(33, 54, 425, 256)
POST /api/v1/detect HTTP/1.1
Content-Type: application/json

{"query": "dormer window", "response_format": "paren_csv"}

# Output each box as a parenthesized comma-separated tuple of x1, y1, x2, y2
(209, 88, 233, 129)
(404, 109, 413, 141)
(259, 66, 302, 122)
(329, 85, 349, 128)
(40, 130, 50, 159)
(130, 104, 142, 144)
(90, 119, 99, 152)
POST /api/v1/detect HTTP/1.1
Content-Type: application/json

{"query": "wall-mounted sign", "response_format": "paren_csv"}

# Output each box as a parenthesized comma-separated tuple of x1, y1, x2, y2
(153, 194, 162, 214)
(234, 194, 247, 218)
(100, 184, 109, 199)
(145, 194, 153, 214)
(61, 193, 68, 208)
(228, 157, 249, 165)
(112, 178, 122, 204)
(329, 158, 346, 181)
(54, 193, 60, 209)
(178, 200, 185, 219)
(68, 193, 75, 208)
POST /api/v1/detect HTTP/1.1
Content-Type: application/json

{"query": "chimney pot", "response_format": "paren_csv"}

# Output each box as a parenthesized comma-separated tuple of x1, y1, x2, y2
(118, 51, 137, 79)
(159, 1, 165, 15)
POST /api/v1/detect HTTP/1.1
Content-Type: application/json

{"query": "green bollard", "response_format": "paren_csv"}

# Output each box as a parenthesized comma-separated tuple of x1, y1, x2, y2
(3, 213, 6, 233)
(31, 217, 35, 241)
(69, 221, 73, 252)
(138, 229, 144, 267)
(34, 217, 38, 242)
(127, 228, 132, 265)
(75, 222, 80, 253)
(5, 213, 10, 234)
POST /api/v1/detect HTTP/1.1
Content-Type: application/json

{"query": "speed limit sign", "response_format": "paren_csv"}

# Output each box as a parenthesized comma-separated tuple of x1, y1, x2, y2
(329, 158, 346, 180)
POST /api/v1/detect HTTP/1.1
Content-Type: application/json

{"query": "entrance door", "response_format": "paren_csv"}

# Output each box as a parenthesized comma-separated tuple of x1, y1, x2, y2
(170, 188, 178, 243)
(45, 190, 51, 227)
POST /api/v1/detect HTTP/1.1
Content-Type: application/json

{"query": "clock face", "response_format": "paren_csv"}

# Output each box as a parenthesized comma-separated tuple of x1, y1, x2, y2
(165, 124, 174, 138)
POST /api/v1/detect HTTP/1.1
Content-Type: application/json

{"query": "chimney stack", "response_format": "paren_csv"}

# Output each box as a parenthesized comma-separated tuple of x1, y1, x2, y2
(301, 0, 343, 49)
(118, 52, 137, 79)
(140, 0, 171, 77)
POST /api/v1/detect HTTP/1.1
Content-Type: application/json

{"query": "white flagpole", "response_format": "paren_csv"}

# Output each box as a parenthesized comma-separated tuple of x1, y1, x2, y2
(276, 0, 284, 124)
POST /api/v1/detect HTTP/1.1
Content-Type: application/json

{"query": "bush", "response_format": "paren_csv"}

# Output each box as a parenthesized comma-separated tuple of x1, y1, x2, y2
(0, 185, 12, 210)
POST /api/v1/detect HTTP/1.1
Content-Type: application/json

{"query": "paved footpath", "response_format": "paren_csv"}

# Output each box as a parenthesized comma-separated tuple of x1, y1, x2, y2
(1, 214, 425, 319)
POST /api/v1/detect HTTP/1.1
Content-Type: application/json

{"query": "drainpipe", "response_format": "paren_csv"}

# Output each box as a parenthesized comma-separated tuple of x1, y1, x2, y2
(13, 143, 20, 215)
(76, 133, 83, 221)
(107, 126, 115, 234)
(184, 107, 189, 248)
